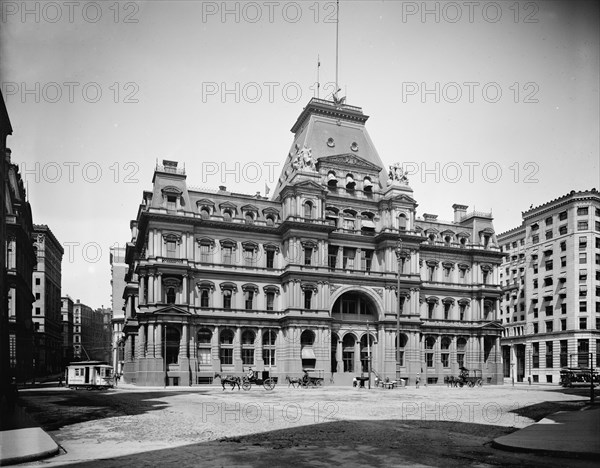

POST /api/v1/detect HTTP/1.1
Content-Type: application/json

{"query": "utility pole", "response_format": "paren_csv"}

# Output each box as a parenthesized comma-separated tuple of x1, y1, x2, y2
(367, 320, 371, 389)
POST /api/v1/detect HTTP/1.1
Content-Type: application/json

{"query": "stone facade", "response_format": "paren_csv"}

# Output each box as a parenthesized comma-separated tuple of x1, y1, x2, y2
(121, 98, 504, 386)
(498, 189, 600, 383)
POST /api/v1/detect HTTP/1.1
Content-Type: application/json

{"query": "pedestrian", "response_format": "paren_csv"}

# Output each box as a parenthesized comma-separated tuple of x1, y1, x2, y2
(416, 373, 421, 389)
(115, 373, 120, 387)
(58, 374, 63, 387)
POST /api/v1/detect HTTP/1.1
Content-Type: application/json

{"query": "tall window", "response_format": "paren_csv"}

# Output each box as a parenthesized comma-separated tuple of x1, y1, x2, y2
(219, 329, 234, 365)
(241, 330, 255, 366)
(532, 342, 539, 368)
(396, 334, 408, 367)
(441, 337, 450, 368)
(166, 240, 176, 258)
(328, 246, 339, 269)
(444, 302, 451, 320)
(197, 329, 212, 366)
(222, 246, 233, 265)
(343, 248, 355, 269)
(546, 341, 553, 368)
(245, 290, 254, 310)
(166, 195, 177, 211)
(266, 250, 275, 268)
(560, 340, 568, 367)
(243, 247, 256, 267)
(456, 338, 466, 367)
(304, 290, 313, 309)
(578, 339, 589, 367)
(166, 287, 176, 304)
(223, 290, 232, 309)
(459, 303, 466, 321)
(425, 336, 435, 368)
(361, 250, 373, 271)
(304, 247, 313, 266)
(266, 292, 275, 311)
(304, 201, 313, 219)
(263, 329, 276, 366)
(200, 289, 209, 308)
(200, 242, 213, 263)
(342, 334, 355, 372)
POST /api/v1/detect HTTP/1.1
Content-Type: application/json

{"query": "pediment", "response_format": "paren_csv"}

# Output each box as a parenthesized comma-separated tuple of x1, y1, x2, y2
(319, 154, 383, 172)
(291, 179, 324, 190)
(478, 321, 504, 330)
(150, 306, 192, 316)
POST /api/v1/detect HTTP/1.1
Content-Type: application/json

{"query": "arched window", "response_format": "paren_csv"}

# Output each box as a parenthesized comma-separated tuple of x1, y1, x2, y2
(304, 201, 313, 219)
(425, 336, 436, 369)
(241, 330, 255, 366)
(441, 336, 451, 368)
(266, 215, 275, 226)
(219, 329, 234, 365)
(200, 207, 210, 219)
(200, 290, 209, 308)
(327, 171, 338, 188)
(223, 210, 232, 222)
(398, 213, 407, 231)
(245, 212, 255, 224)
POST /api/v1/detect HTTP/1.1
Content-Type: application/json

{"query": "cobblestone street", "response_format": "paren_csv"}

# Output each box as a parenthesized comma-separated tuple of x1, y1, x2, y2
(15, 383, 598, 467)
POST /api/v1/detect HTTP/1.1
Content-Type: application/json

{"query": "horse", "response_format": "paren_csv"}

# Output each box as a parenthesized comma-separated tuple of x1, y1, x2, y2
(286, 375, 302, 388)
(214, 373, 241, 391)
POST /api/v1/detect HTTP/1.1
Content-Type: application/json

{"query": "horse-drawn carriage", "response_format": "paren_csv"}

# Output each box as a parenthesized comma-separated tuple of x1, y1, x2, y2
(457, 367, 483, 387)
(214, 368, 277, 391)
(286, 369, 324, 388)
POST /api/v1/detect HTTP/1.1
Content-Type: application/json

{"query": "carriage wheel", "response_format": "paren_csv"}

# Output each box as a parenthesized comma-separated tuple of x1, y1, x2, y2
(242, 381, 251, 391)
(459, 381, 464, 388)
(263, 378, 275, 391)
(316, 379, 322, 387)
(476, 379, 483, 387)
(467, 381, 474, 388)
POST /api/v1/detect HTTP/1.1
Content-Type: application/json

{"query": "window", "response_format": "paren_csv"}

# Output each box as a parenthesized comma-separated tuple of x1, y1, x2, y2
(441, 337, 450, 368)
(35, 292, 40, 300)
(266, 250, 275, 269)
(444, 302, 451, 320)
(304, 247, 313, 266)
(223, 210, 232, 222)
(456, 338, 466, 367)
(580, 285, 588, 297)
(577, 207, 589, 216)
(597, 254, 600, 265)
(245, 212, 255, 224)
(580, 317, 587, 330)
(545, 260, 553, 271)
(266, 292, 275, 311)
(545, 230, 553, 240)
(425, 336, 435, 368)
(533, 323, 538, 334)
(579, 237, 587, 250)
(361, 250, 373, 272)
(35, 278, 40, 285)
(578, 339, 589, 367)
(559, 225, 567, 235)
(596, 237, 600, 248)
(580, 253, 587, 264)
(241, 330, 255, 365)
(545, 216, 553, 225)
(303, 201, 313, 219)
(262, 329, 276, 366)
(546, 320, 553, 333)
(560, 241, 566, 251)
(560, 340, 568, 367)
(328, 246, 339, 269)
(197, 329, 212, 366)
(219, 329, 234, 365)
(304, 290, 312, 310)
(578, 221, 589, 231)
(245, 290, 254, 310)
(200, 242, 213, 263)
(561, 256, 566, 267)
(559, 211, 567, 221)
(200, 290, 209, 308)
(533, 265, 538, 274)
(561, 303, 567, 314)
(532, 342, 539, 368)
(343, 248, 355, 270)
(35, 307, 40, 315)
(545, 305, 553, 316)
(200, 207, 210, 219)
(222, 246, 233, 265)
(546, 342, 553, 368)
(596, 221, 600, 231)
(243, 246, 256, 267)
(167, 195, 177, 210)
(459, 304, 466, 321)
(580, 302, 587, 312)
(543, 277, 553, 287)
(561, 318, 567, 331)
(533, 279, 538, 289)
(532, 234, 539, 244)
(223, 290, 232, 309)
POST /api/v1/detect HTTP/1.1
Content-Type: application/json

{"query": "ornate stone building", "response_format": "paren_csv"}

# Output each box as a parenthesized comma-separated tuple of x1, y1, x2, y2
(498, 189, 600, 383)
(122, 98, 504, 386)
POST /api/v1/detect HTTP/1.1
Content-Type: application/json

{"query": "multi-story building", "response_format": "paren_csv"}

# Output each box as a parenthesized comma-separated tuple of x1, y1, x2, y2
(110, 246, 127, 373)
(61, 296, 74, 366)
(32, 225, 64, 375)
(73, 300, 94, 360)
(121, 97, 504, 387)
(95, 306, 113, 363)
(499, 189, 600, 383)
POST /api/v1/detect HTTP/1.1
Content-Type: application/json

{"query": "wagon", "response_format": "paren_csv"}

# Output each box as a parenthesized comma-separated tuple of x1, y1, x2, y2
(242, 369, 277, 390)
(457, 367, 483, 387)
(559, 367, 599, 387)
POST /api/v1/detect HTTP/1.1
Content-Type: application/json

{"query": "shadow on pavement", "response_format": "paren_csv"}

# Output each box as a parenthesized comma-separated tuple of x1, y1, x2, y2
(54, 419, 595, 468)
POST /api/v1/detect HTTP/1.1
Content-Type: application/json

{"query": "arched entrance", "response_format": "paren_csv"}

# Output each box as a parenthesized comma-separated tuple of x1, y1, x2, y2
(332, 290, 379, 321)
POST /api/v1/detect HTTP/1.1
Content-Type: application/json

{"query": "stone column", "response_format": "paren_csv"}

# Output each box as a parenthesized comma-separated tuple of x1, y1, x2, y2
(155, 323, 163, 357)
(256, 328, 263, 371)
(156, 273, 162, 303)
(138, 324, 146, 358)
(148, 275, 154, 303)
(182, 274, 188, 304)
(147, 324, 155, 358)
(179, 324, 188, 359)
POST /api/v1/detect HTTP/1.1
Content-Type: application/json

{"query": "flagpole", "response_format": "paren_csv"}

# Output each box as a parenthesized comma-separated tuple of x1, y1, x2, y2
(317, 54, 320, 99)
(335, 0, 339, 96)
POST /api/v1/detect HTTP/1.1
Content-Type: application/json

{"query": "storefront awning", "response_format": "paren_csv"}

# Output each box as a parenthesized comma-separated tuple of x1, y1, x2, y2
(301, 348, 316, 360)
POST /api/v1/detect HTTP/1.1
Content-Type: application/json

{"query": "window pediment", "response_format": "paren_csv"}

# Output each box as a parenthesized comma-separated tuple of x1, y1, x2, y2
(242, 283, 259, 293)
(196, 199, 215, 207)
(162, 186, 182, 195)
(197, 237, 215, 247)
(163, 233, 182, 243)
(426, 296, 439, 304)
(263, 285, 280, 294)
(196, 280, 215, 291)
(219, 239, 237, 249)
(301, 282, 318, 292)
(241, 241, 259, 251)
(220, 282, 238, 292)
(263, 243, 280, 252)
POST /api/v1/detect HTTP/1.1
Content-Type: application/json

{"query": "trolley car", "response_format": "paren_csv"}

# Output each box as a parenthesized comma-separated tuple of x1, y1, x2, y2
(66, 361, 114, 390)
(559, 367, 599, 388)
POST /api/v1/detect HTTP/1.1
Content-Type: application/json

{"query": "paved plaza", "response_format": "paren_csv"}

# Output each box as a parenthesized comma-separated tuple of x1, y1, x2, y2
(11, 383, 598, 467)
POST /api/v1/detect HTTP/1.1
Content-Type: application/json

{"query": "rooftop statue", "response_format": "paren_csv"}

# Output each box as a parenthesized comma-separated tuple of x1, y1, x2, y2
(388, 163, 409, 185)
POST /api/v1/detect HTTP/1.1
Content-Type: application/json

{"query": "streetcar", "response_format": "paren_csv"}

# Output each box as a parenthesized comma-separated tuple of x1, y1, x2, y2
(66, 361, 114, 390)
(559, 367, 599, 388)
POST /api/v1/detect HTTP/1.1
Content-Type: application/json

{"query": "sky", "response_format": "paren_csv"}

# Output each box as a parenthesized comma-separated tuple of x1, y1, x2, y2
(1, 0, 598, 309)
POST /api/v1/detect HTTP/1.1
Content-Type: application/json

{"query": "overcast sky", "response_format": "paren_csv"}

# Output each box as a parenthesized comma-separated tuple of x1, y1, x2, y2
(1, 0, 598, 309)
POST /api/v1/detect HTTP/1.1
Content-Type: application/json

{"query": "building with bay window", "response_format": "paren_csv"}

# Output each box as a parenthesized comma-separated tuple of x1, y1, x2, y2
(121, 98, 504, 386)
(498, 189, 600, 383)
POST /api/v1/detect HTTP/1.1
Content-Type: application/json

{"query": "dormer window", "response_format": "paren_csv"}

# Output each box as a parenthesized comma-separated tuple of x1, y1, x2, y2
(266, 215, 275, 226)
(223, 210, 232, 222)
(363, 177, 373, 192)
(327, 171, 338, 188)
(304, 201, 313, 219)
(245, 212, 255, 224)
(167, 195, 177, 211)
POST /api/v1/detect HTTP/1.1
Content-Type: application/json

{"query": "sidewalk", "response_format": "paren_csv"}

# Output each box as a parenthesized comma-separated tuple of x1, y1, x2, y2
(0, 402, 59, 466)
(493, 405, 600, 459)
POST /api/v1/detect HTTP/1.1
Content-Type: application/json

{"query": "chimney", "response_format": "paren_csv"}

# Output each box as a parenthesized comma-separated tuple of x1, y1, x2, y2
(452, 204, 468, 223)
(219, 185, 227, 192)
(423, 213, 438, 222)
